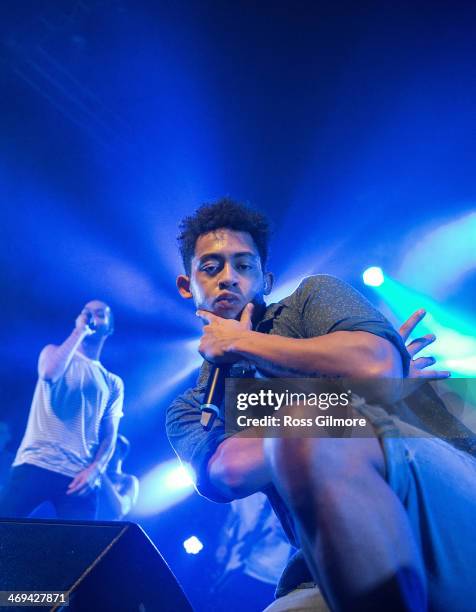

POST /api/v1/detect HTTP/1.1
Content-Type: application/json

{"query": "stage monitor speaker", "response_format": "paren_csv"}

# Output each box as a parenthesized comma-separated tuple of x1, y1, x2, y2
(0, 518, 192, 612)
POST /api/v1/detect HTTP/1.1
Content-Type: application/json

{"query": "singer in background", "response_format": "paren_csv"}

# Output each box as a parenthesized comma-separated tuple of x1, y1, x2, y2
(0, 300, 123, 520)
(167, 198, 476, 611)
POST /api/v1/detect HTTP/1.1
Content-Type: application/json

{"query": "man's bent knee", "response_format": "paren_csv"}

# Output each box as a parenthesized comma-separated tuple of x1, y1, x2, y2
(264, 436, 386, 504)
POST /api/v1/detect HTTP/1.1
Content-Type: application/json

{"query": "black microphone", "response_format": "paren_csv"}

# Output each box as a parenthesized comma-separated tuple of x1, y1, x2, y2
(200, 365, 230, 430)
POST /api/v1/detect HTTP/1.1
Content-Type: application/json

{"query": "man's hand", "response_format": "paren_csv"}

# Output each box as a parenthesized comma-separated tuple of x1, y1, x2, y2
(196, 303, 254, 364)
(67, 464, 100, 496)
(75, 312, 94, 336)
(399, 309, 450, 379)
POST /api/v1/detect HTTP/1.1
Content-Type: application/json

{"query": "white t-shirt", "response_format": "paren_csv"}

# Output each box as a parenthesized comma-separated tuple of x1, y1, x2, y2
(14, 351, 124, 478)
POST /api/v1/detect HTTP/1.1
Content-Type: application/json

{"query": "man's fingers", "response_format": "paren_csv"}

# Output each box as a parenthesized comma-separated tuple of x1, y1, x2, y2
(196, 309, 218, 325)
(240, 303, 254, 328)
(399, 309, 426, 341)
(67, 476, 85, 495)
(413, 368, 451, 379)
(411, 356, 437, 370)
(67, 477, 79, 490)
(67, 481, 89, 496)
(406, 334, 436, 358)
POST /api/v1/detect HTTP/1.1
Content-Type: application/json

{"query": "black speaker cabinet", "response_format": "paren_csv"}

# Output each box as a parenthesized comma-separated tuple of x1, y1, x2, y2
(0, 518, 193, 611)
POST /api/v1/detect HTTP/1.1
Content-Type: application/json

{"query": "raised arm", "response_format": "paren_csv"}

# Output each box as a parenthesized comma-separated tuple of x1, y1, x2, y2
(38, 311, 93, 383)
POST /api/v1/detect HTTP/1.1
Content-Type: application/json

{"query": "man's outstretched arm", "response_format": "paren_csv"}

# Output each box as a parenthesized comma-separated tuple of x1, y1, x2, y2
(38, 312, 93, 383)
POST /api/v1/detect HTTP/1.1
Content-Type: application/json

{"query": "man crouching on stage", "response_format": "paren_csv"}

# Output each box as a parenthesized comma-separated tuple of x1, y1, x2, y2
(167, 198, 476, 612)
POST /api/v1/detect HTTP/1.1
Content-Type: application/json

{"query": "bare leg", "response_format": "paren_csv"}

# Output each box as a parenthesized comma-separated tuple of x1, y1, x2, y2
(264, 435, 427, 611)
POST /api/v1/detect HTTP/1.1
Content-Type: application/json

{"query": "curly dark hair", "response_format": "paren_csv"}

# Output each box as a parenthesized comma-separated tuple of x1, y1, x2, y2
(177, 197, 271, 274)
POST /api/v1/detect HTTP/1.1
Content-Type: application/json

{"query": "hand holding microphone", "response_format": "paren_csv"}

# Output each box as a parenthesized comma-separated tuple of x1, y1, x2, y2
(75, 311, 96, 336)
(196, 303, 254, 364)
(197, 303, 254, 430)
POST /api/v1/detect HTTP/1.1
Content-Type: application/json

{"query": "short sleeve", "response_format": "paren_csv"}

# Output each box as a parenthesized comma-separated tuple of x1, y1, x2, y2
(103, 375, 124, 419)
(166, 385, 235, 502)
(291, 275, 410, 375)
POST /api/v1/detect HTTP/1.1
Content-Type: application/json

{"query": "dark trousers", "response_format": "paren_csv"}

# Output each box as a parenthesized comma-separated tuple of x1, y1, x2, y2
(0, 463, 97, 520)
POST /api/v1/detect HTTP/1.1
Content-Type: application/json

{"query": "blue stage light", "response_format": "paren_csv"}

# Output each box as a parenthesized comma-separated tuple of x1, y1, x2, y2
(398, 211, 476, 297)
(133, 459, 197, 517)
(164, 462, 196, 489)
(363, 266, 385, 287)
(183, 536, 204, 555)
